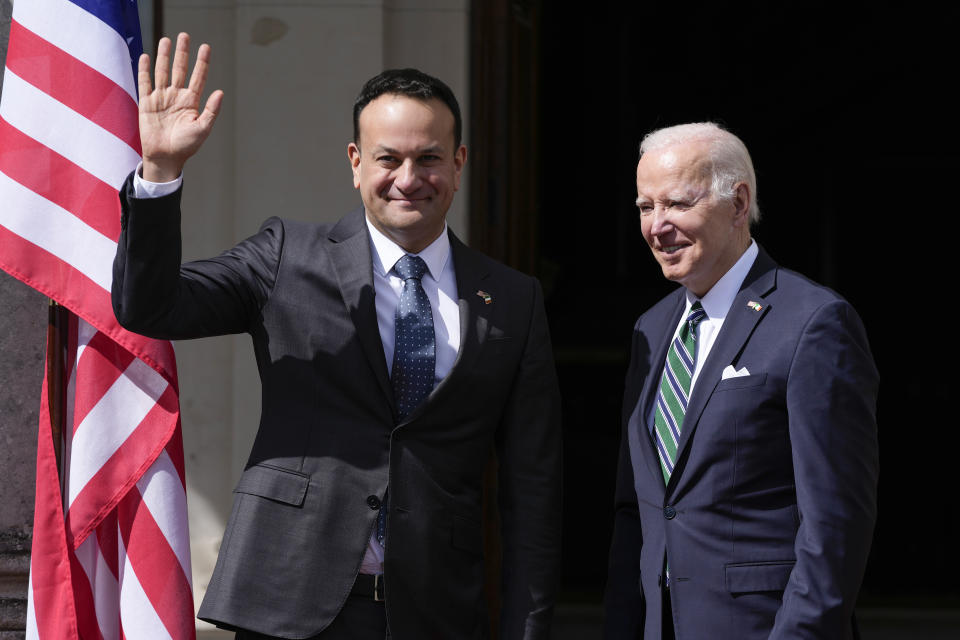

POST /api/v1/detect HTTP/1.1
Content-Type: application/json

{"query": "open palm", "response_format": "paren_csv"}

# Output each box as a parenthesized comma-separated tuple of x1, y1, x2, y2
(138, 33, 223, 182)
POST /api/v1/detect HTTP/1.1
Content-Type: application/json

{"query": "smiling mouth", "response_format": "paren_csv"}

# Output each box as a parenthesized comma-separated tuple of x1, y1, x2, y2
(661, 244, 687, 254)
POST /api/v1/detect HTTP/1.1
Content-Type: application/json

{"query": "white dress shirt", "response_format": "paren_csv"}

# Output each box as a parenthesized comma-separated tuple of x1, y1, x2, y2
(678, 239, 758, 393)
(365, 217, 461, 383)
(133, 166, 462, 574)
(647, 240, 758, 440)
(132, 164, 182, 198)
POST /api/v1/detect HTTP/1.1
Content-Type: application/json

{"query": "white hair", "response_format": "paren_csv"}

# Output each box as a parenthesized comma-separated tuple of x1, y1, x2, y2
(639, 122, 761, 224)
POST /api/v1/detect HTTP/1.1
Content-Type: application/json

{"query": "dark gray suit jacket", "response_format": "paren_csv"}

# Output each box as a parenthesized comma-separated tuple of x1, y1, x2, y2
(604, 247, 879, 639)
(112, 176, 562, 639)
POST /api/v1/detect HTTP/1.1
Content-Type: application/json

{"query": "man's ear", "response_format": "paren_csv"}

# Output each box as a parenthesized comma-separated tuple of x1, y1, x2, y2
(347, 142, 361, 189)
(731, 182, 751, 227)
(453, 144, 467, 191)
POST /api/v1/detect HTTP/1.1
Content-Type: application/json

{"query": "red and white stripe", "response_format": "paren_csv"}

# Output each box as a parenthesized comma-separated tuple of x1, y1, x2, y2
(0, 0, 195, 638)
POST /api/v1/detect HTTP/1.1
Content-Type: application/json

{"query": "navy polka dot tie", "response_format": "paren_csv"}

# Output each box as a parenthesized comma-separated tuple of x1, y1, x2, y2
(391, 254, 436, 420)
(378, 255, 436, 547)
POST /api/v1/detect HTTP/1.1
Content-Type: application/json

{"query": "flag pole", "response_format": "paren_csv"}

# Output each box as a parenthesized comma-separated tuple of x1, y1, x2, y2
(46, 299, 69, 487)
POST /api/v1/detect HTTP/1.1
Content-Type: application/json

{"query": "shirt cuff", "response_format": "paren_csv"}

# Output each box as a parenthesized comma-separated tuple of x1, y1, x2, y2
(133, 161, 183, 199)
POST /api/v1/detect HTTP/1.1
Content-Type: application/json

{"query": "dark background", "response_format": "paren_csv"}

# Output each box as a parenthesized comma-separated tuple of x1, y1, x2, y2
(534, 1, 959, 608)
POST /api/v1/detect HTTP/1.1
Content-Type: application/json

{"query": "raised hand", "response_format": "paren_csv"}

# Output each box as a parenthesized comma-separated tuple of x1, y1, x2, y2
(138, 33, 224, 182)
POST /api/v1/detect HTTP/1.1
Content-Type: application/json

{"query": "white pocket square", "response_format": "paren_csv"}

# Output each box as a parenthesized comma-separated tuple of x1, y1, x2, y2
(721, 365, 750, 380)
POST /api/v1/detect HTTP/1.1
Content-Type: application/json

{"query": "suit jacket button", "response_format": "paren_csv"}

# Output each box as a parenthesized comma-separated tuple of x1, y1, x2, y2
(663, 506, 677, 520)
(366, 495, 381, 510)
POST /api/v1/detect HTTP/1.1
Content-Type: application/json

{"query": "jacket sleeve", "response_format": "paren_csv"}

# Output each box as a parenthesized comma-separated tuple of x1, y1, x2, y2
(495, 277, 563, 640)
(771, 299, 879, 638)
(603, 322, 646, 639)
(602, 422, 645, 639)
(112, 172, 283, 340)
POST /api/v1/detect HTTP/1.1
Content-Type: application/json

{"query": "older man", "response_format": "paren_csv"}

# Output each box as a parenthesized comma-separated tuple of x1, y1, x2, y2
(604, 123, 878, 639)
(112, 34, 562, 639)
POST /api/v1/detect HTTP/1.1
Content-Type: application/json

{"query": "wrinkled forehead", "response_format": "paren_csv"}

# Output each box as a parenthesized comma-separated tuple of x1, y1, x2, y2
(636, 143, 713, 198)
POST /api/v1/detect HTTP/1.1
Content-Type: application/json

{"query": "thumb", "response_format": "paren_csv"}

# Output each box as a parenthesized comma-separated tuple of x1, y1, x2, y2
(198, 90, 224, 131)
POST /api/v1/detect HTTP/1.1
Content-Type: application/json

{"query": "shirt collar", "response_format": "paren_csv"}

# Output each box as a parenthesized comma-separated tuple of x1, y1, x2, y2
(685, 239, 758, 321)
(365, 216, 451, 281)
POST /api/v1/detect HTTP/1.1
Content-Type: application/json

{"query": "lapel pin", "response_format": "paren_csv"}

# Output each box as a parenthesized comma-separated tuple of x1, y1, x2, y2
(746, 300, 763, 312)
(476, 290, 493, 305)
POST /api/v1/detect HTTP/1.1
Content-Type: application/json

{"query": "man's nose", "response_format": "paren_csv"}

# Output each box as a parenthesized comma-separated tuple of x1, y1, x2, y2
(394, 160, 422, 191)
(648, 207, 673, 235)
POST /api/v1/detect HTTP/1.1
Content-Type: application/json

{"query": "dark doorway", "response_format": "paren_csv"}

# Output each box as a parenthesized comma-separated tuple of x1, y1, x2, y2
(535, 1, 960, 610)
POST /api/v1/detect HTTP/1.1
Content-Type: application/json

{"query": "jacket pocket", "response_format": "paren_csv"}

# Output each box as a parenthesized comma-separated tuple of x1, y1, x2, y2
(715, 372, 767, 391)
(234, 464, 310, 507)
(724, 560, 795, 593)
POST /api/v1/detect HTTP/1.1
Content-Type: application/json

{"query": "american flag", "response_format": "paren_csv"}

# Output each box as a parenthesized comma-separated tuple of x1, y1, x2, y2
(0, 1, 194, 638)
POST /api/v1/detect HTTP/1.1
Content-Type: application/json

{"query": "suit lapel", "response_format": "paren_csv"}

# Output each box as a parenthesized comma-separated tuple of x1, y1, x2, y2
(327, 208, 395, 410)
(668, 249, 778, 490)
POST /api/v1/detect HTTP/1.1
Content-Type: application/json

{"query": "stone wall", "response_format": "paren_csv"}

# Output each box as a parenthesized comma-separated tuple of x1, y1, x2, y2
(0, 288, 43, 636)
(0, 269, 42, 640)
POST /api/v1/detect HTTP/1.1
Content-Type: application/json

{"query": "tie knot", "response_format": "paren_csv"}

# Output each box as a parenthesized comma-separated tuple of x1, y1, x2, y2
(687, 301, 707, 328)
(395, 254, 428, 281)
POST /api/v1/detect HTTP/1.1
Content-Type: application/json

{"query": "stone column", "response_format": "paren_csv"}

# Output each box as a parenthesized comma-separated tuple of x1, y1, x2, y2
(0, 289, 44, 637)
(0, 271, 42, 639)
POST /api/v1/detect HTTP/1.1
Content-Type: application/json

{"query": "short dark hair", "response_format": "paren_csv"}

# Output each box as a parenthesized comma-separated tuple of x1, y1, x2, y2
(352, 68, 462, 148)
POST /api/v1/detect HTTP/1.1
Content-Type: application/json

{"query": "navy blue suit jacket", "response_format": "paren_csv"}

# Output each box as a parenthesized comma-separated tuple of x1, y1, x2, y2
(604, 247, 878, 639)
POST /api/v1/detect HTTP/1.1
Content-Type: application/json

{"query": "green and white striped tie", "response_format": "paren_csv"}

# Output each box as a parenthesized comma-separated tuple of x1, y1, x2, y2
(653, 302, 707, 484)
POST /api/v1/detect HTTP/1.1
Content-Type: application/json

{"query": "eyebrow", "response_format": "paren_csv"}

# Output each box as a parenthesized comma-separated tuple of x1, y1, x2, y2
(373, 145, 445, 155)
(636, 187, 709, 206)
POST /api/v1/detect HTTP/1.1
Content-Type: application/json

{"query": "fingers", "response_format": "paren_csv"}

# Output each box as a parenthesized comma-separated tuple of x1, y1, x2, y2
(154, 36, 171, 89)
(170, 32, 191, 88)
(137, 53, 153, 98)
(187, 43, 212, 97)
(144, 31, 220, 127)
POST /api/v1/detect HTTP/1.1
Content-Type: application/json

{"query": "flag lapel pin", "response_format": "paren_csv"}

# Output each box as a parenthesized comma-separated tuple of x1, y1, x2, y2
(476, 290, 493, 305)
(747, 300, 763, 312)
